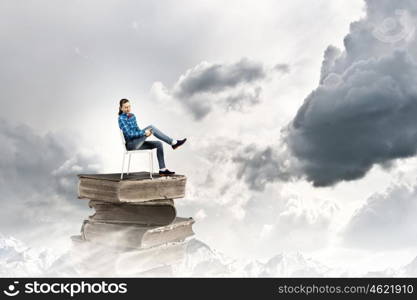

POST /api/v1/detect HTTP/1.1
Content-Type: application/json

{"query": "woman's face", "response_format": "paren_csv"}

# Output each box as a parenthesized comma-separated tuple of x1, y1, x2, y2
(121, 102, 131, 113)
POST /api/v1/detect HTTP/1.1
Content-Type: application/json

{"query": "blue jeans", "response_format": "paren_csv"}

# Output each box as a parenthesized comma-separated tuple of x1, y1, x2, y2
(125, 124, 174, 169)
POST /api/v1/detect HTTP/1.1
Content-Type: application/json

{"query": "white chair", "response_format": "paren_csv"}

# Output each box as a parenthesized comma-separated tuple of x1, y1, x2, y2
(119, 129, 154, 180)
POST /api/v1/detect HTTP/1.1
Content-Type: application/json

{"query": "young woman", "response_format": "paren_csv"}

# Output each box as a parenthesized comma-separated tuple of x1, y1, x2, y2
(118, 98, 187, 176)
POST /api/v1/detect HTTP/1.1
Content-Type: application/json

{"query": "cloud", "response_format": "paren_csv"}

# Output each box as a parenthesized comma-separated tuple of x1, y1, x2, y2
(173, 57, 266, 98)
(151, 57, 288, 120)
(242, 194, 340, 252)
(0, 118, 101, 246)
(231, 142, 301, 191)
(232, 0, 417, 189)
(181, 136, 253, 216)
(319, 45, 342, 85)
(177, 136, 339, 256)
(288, 50, 417, 186)
(342, 182, 417, 249)
(274, 63, 291, 74)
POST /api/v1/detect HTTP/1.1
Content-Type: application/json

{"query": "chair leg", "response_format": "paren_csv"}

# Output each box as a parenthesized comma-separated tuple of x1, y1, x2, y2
(121, 153, 126, 180)
(149, 151, 153, 179)
(151, 151, 154, 179)
(127, 153, 131, 175)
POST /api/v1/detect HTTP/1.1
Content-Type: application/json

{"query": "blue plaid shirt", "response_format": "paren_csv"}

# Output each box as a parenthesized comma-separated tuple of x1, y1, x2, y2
(118, 112, 145, 141)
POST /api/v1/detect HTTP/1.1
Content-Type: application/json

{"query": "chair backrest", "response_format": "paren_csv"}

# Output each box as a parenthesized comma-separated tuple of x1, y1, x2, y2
(119, 129, 127, 150)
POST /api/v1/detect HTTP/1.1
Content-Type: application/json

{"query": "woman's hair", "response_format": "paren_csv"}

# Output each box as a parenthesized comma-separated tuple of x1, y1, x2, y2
(118, 98, 130, 115)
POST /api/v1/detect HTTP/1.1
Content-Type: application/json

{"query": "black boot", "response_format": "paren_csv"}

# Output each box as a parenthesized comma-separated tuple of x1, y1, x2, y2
(159, 169, 175, 176)
(172, 138, 187, 150)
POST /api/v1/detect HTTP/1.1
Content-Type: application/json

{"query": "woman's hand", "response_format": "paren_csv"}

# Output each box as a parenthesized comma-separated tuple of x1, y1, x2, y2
(145, 129, 153, 137)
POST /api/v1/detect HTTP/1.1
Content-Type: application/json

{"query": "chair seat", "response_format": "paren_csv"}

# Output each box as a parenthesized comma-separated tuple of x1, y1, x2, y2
(124, 149, 153, 153)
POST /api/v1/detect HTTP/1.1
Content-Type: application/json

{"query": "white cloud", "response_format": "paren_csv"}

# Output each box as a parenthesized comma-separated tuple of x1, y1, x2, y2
(342, 181, 417, 249)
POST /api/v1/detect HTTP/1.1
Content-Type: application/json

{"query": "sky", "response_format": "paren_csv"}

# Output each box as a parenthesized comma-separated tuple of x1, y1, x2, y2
(1, 0, 417, 274)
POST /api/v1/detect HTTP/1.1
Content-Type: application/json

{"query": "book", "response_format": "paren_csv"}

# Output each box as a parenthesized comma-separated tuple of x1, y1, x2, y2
(81, 217, 195, 250)
(88, 199, 177, 226)
(72, 171, 195, 276)
(113, 241, 187, 274)
(77, 172, 186, 203)
(70, 235, 188, 276)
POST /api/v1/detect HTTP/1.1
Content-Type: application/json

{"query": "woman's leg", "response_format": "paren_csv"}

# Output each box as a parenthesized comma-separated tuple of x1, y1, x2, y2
(143, 124, 174, 145)
(139, 140, 166, 169)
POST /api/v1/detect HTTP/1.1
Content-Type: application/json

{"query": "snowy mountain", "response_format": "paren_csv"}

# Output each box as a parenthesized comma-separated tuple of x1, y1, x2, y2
(360, 256, 417, 277)
(2, 234, 417, 277)
(172, 239, 417, 277)
(400, 256, 417, 277)
(176, 239, 340, 277)
(0, 234, 57, 276)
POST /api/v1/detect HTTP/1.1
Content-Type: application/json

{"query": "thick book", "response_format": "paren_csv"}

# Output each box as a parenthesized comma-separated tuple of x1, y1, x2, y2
(77, 172, 186, 203)
(81, 217, 195, 250)
(88, 199, 177, 226)
(114, 241, 187, 274)
(70, 235, 188, 276)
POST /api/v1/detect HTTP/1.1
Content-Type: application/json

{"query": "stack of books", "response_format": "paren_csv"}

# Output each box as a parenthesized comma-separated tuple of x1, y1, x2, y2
(71, 171, 194, 276)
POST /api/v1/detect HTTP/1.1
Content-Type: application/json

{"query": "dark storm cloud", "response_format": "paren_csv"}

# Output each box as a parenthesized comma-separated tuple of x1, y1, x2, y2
(224, 86, 262, 112)
(173, 57, 267, 98)
(154, 58, 288, 120)
(319, 45, 341, 85)
(171, 57, 268, 120)
(0, 118, 101, 237)
(232, 143, 299, 191)
(233, 0, 417, 189)
(287, 50, 417, 187)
